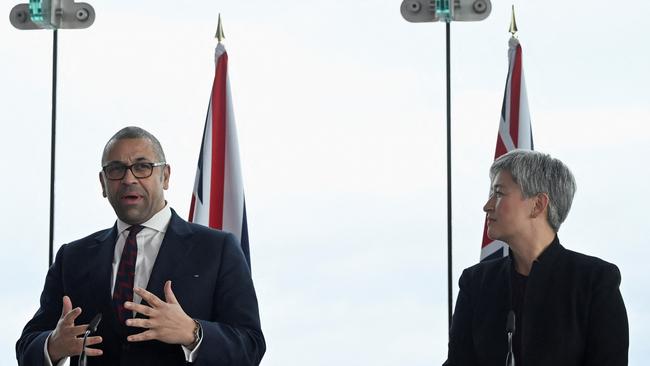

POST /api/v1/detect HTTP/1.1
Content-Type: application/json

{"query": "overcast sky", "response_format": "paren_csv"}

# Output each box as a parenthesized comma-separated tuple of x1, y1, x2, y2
(1, 0, 648, 365)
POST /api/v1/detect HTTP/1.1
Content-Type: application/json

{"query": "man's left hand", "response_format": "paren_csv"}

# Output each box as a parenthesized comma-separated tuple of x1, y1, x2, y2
(125, 280, 196, 346)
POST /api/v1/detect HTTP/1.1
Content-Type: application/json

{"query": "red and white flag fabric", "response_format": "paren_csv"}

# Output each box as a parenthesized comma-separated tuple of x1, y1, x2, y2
(189, 43, 251, 266)
(480, 37, 533, 261)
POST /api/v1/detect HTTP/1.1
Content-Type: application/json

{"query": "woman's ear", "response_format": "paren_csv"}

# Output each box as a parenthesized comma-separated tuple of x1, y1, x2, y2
(531, 192, 549, 218)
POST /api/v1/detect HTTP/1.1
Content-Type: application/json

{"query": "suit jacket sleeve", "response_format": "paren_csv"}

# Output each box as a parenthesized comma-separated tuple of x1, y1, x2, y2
(194, 233, 265, 366)
(583, 263, 629, 366)
(443, 268, 478, 366)
(16, 244, 67, 366)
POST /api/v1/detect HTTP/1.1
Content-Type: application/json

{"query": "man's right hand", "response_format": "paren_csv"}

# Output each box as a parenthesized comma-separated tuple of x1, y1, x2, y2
(47, 296, 103, 363)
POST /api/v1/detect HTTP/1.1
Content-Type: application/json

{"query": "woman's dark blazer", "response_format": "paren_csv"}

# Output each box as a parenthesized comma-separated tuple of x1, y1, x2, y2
(443, 236, 628, 366)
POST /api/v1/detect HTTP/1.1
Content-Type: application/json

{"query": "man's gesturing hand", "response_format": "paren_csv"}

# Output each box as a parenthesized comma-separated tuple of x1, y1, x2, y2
(47, 296, 103, 363)
(125, 280, 196, 346)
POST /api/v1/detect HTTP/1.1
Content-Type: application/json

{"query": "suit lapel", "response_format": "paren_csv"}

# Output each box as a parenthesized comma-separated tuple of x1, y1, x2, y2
(144, 211, 195, 303)
(524, 238, 563, 309)
(521, 237, 563, 361)
(85, 224, 124, 336)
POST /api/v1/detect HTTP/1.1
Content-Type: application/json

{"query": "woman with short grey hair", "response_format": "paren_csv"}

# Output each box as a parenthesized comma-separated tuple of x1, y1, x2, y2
(443, 149, 629, 366)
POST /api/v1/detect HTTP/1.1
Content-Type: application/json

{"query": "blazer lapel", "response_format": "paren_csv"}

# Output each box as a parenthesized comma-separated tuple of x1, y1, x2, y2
(85, 224, 124, 336)
(144, 211, 195, 303)
(521, 237, 563, 360)
(524, 238, 563, 308)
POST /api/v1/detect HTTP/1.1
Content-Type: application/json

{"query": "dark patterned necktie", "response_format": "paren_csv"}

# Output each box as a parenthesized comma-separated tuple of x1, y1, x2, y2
(112, 225, 144, 324)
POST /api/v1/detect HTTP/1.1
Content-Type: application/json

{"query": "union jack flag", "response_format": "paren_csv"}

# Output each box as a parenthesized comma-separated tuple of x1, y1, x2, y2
(480, 37, 533, 261)
(189, 43, 251, 267)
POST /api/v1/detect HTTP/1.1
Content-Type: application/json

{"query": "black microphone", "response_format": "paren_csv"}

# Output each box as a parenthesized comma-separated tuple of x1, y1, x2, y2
(79, 313, 102, 366)
(505, 310, 515, 366)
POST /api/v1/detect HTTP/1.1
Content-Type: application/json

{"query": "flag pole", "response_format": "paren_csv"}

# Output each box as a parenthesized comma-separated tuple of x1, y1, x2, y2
(445, 20, 453, 330)
(49, 29, 58, 267)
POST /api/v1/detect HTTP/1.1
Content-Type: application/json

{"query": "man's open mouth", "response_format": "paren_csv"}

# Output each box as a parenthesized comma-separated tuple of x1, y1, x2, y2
(121, 193, 142, 203)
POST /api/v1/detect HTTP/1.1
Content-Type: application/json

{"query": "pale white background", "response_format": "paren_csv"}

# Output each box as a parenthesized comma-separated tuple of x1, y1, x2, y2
(1, 0, 648, 365)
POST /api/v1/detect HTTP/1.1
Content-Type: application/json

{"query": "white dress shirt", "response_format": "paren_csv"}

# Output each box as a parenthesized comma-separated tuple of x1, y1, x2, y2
(111, 205, 170, 305)
(44, 205, 202, 365)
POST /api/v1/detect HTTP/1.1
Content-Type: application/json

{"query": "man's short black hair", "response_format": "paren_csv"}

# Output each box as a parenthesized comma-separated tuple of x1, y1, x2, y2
(101, 126, 166, 164)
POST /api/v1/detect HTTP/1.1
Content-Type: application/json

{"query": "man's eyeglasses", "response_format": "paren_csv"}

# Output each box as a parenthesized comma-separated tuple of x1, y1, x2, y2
(102, 162, 166, 180)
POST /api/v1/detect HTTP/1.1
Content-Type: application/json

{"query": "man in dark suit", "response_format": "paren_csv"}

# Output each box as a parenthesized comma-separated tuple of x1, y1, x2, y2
(16, 126, 265, 365)
(443, 150, 628, 366)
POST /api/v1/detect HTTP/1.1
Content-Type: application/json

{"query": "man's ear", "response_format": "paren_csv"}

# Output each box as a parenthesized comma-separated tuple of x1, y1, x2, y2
(99, 172, 107, 198)
(531, 192, 549, 218)
(162, 164, 170, 190)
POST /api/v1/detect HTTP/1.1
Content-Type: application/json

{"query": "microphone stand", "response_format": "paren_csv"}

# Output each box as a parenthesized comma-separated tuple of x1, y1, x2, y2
(506, 310, 515, 366)
(79, 313, 102, 366)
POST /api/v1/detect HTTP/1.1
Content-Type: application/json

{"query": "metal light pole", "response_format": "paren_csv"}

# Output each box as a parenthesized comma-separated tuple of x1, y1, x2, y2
(400, 0, 491, 331)
(10, 0, 95, 267)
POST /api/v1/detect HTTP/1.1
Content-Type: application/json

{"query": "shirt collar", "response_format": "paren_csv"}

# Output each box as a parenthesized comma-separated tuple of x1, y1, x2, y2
(508, 235, 562, 273)
(116, 203, 172, 235)
(534, 235, 562, 264)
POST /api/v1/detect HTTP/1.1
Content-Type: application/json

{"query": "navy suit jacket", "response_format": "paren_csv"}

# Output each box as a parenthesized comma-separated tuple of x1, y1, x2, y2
(16, 209, 265, 366)
(443, 237, 628, 366)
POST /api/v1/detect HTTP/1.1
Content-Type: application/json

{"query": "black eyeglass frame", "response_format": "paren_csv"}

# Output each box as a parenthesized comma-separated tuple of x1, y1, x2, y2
(101, 162, 167, 180)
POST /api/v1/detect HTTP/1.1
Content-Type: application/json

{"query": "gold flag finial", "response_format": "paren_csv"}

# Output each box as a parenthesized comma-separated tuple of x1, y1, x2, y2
(215, 14, 225, 43)
(509, 5, 518, 36)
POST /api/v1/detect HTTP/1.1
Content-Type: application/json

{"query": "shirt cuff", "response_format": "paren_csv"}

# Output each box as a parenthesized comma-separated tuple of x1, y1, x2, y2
(181, 323, 203, 363)
(44, 334, 68, 366)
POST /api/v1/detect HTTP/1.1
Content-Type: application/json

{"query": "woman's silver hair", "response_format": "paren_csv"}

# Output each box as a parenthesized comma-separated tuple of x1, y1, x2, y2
(489, 149, 576, 232)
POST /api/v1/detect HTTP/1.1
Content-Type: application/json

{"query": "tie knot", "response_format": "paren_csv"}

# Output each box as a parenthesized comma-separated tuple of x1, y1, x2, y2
(127, 225, 144, 237)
